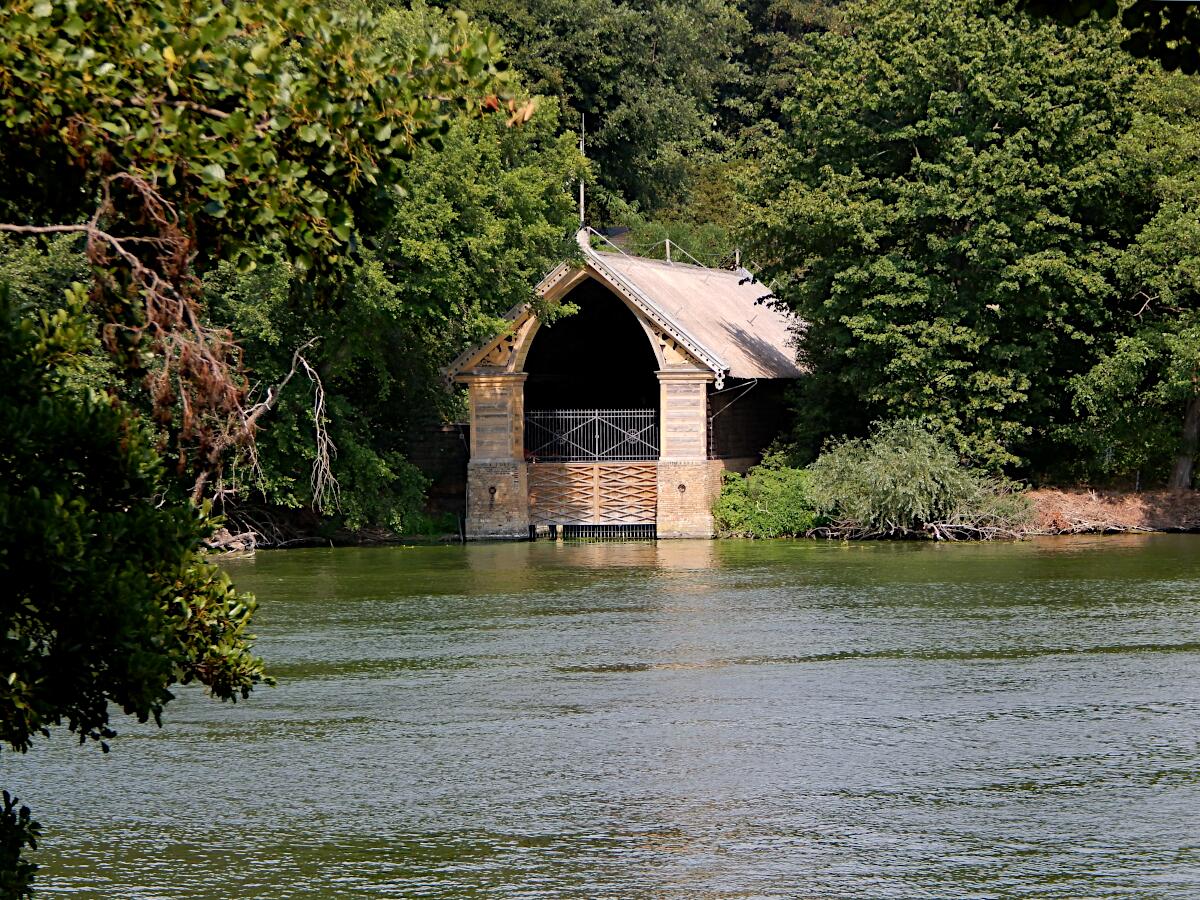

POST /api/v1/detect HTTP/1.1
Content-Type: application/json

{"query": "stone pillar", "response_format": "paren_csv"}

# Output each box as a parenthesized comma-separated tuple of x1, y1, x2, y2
(656, 370, 721, 538)
(460, 372, 529, 540)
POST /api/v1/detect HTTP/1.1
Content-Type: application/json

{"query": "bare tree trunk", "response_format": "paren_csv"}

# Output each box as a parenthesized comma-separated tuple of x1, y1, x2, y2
(1168, 394, 1200, 490)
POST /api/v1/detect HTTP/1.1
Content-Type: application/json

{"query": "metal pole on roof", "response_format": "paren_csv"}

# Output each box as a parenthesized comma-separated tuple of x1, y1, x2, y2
(578, 114, 585, 226)
(665, 238, 671, 263)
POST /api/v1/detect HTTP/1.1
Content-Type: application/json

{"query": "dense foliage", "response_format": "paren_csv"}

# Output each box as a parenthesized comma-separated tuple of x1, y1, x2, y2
(445, 0, 747, 213)
(0, 0, 507, 270)
(1019, 0, 1200, 74)
(712, 453, 819, 537)
(0, 792, 37, 900)
(368, 0, 1195, 495)
(806, 420, 1033, 539)
(0, 281, 273, 895)
(714, 422, 1031, 539)
(740, 0, 1139, 469)
(1, 288, 269, 754)
(739, 0, 1200, 485)
(1069, 71, 1200, 488)
(0, 0, 516, 891)
(206, 102, 581, 529)
(0, 0, 511, 495)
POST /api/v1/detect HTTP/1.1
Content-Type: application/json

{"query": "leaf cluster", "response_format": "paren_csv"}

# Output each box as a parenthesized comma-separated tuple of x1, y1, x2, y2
(0, 285, 270, 756)
(713, 452, 820, 537)
(806, 419, 1032, 538)
(0, 792, 37, 900)
(0, 0, 510, 274)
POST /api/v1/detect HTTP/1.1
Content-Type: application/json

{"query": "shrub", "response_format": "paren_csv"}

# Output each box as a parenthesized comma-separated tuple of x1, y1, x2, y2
(713, 453, 820, 537)
(806, 420, 1032, 539)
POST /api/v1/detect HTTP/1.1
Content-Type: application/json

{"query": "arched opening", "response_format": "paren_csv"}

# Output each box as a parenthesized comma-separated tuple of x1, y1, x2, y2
(524, 279, 659, 408)
(523, 278, 660, 461)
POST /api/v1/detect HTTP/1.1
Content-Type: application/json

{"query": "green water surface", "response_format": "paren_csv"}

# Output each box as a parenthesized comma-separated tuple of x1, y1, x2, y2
(6, 535, 1200, 898)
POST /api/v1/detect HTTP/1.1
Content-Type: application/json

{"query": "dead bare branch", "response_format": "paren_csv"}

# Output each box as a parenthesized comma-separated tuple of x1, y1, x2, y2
(3, 172, 248, 495)
(239, 338, 340, 514)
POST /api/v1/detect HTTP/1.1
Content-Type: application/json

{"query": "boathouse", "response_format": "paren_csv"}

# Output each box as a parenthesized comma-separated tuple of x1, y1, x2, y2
(445, 230, 804, 539)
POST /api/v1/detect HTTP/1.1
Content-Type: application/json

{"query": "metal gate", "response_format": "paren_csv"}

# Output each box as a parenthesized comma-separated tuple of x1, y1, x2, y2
(528, 462, 657, 529)
(524, 409, 658, 462)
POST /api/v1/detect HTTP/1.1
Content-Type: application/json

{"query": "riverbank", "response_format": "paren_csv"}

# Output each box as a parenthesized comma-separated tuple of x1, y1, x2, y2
(1030, 488, 1200, 534)
(206, 488, 1200, 552)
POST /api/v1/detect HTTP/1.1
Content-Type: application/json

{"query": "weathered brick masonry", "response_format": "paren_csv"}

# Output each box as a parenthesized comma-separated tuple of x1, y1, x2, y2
(466, 460, 528, 539)
(656, 460, 723, 538)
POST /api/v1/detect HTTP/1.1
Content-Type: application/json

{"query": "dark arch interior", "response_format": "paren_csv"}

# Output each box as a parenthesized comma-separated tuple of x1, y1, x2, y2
(524, 279, 659, 410)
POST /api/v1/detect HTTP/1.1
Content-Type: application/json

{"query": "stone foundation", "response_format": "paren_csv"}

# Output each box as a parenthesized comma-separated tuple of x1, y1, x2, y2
(466, 461, 529, 539)
(655, 460, 722, 538)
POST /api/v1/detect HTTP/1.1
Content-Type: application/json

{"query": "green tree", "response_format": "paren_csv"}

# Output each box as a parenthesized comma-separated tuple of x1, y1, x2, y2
(1017, 0, 1200, 75)
(0, 286, 271, 895)
(1071, 70, 1200, 487)
(0, 0, 512, 890)
(740, 0, 1141, 470)
(0, 288, 269, 750)
(445, 0, 747, 213)
(205, 99, 582, 531)
(738, 0, 849, 122)
(0, 0, 509, 493)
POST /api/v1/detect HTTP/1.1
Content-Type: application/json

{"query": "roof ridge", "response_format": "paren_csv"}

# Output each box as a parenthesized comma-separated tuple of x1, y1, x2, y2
(602, 251, 727, 274)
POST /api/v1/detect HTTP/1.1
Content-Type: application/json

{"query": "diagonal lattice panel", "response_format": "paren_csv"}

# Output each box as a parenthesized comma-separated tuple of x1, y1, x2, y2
(529, 462, 657, 526)
(597, 463, 657, 524)
(528, 463, 593, 525)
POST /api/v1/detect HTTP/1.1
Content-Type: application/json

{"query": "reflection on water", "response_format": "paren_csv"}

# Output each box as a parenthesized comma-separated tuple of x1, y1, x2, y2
(7, 535, 1200, 898)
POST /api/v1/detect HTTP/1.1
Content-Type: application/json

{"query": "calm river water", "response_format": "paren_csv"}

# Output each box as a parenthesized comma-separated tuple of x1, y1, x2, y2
(7, 536, 1200, 898)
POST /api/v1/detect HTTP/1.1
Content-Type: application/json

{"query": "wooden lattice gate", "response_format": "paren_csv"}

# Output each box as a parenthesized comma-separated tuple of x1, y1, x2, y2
(528, 462, 657, 530)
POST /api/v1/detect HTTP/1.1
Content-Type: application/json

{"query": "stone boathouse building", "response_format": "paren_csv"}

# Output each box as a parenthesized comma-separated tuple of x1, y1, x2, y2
(445, 230, 804, 539)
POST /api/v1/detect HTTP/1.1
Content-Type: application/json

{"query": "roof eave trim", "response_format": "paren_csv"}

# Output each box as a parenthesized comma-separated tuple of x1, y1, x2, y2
(582, 245, 729, 378)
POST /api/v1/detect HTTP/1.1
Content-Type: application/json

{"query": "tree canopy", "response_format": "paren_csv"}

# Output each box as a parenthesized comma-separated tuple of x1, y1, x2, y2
(738, 0, 1167, 472)
(0, 0, 512, 496)
(205, 99, 582, 530)
(445, 0, 747, 213)
(1070, 69, 1200, 487)
(0, 0, 520, 893)
(1018, 0, 1200, 74)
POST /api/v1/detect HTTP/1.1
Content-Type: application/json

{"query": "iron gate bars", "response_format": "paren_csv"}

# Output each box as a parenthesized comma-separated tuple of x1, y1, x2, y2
(524, 409, 659, 461)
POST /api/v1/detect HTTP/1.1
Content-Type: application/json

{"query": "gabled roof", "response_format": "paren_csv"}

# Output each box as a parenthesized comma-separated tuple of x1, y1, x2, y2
(445, 231, 804, 382)
(587, 246, 803, 380)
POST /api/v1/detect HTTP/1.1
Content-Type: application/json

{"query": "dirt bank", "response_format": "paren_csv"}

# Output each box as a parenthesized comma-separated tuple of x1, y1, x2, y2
(1030, 488, 1200, 534)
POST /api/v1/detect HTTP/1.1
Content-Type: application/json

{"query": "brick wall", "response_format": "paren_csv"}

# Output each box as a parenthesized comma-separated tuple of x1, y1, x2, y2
(406, 423, 468, 519)
(656, 460, 722, 538)
(466, 461, 529, 539)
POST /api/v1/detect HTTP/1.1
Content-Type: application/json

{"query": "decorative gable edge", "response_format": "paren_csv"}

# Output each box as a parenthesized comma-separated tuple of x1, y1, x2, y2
(441, 262, 579, 378)
(443, 247, 733, 389)
(581, 245, 728, 387)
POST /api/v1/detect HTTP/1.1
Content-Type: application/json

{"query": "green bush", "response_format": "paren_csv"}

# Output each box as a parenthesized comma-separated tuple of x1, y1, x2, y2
(806, 420, 1032, 539)
(713, 453, 820, 538)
